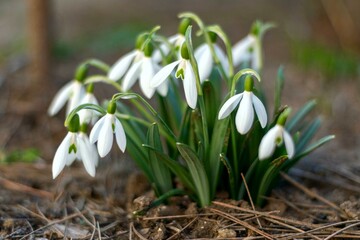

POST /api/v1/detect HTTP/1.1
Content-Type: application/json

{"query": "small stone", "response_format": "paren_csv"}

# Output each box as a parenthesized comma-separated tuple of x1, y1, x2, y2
(217, 228, 236, 238)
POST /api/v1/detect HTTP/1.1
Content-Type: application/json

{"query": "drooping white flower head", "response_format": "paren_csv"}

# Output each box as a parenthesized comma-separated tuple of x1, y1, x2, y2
(232, 34, 261, 71)
(151, 43, 197, 109)
(48, 80, 85, 117)
(258, 124, 295, 160)
(52, 115, 97, 179)
(121, 44, 168, 99)
(218, 76, 267, 134)
(194, 43, 229, 83)
(89, 102, 126, 158)
(218, 91, 267, 134)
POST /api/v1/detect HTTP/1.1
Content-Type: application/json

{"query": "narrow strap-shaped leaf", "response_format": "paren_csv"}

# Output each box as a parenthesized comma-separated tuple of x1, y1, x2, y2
(283, 135, 335, 171)
(220, 153, 236, 198)
(208, 117, 230, 197)
(256, 156, 288, 206)
(286, 100, 317, 132)
(274, 66, 285, 115)
(142, 144, 196, 193)
(203, 81, 220, 137)
(177, 143, 210, 207)
(295, 117, 321, 153)
(146, 123, 173, 196)
(238, 158, 259, 200)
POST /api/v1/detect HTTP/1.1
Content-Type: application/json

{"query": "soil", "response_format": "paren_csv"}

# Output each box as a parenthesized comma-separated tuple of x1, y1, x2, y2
(1, 0, 360, 239)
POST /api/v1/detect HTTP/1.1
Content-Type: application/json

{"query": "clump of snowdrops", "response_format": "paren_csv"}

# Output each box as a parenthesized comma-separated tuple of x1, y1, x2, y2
(48, 12, 334, 207)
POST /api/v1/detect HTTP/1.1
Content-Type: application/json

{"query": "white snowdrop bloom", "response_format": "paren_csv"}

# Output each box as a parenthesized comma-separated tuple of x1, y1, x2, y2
(48, 80, 85, 116)
(258, 124, 295, 160)
(232, 34, 261, 71)
(151, 48, 197, 109)
(152, 34, 185, 63)
(195, 43, 229, 83)
(89, 113, 126, 158)
(78, 92, 99, 125)
(218, 91, 267, 134)
(122, 52, 167, 99)
(108, 49, 142, 81)
(52, 131, 97, 179)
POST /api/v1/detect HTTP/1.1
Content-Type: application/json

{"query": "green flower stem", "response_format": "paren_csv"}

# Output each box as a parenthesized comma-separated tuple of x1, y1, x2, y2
(180, 12, 231, 84)
(84, 75, 154, 122)
(112, 93, 177, 143)
(115, 112, 176, 149)
(207, 25, 234, 79)
(185, 26, 209, 156)
(65, 103, 106, 127)
(230, 68, 261, 95)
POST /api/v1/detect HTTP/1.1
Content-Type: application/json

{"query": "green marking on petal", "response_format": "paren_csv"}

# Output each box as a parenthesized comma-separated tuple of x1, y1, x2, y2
(69, 143, 77, 154)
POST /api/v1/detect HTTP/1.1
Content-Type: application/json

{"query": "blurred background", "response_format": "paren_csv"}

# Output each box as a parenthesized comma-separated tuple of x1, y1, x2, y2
(0, 0, 359, 167)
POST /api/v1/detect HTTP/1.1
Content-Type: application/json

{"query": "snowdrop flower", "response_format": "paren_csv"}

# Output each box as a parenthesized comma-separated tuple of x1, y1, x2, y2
(194, 33, 229, 82)
(89, 101, 126, 157)
(121, 42, 168, 98)
(258, 110, 295, 160)
(218, 77, 267, 134)
(151, 43, 198, 109)
(48, 79, 85, 116)
(78, 84, 99, 125)
(52, 114, 97, 179)
(232, 34, 261, 71)
(108, 33, 150, 82)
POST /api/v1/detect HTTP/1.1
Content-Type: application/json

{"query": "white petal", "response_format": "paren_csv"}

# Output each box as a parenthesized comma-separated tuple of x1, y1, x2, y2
(66, 81, 85, 115)
(48, 81, 73, 116)
(252, 94, 267, 128)
(89, 115, 106, 143)
(168, 34, 182, 44)
(78, 136, 96, 177)
(194, 44, 207, 59)
(236, 91, 254, 134)
(151, 60, 181, 88)
(283, 130, 295, 159)
(86, 134, 99, 166)
(232, 35, 256, 66)
(196, 45, 213, 83)
(97, 114, 114, 157)
(218, 93, 243, 119)
(66, 152, 77, 166)
(78, 93, 99, 124)
(152, 43, 170, 63)
(114, 118, 127, 152)
(108, 50, 137, 81)
(122, 60, 142, 91)
(183, 61, 197, 109)
(52, 132, 72, 179)
(258, 125, 281, 160)
(156, 79, 169, 96)
(140, 58, 156, 98)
